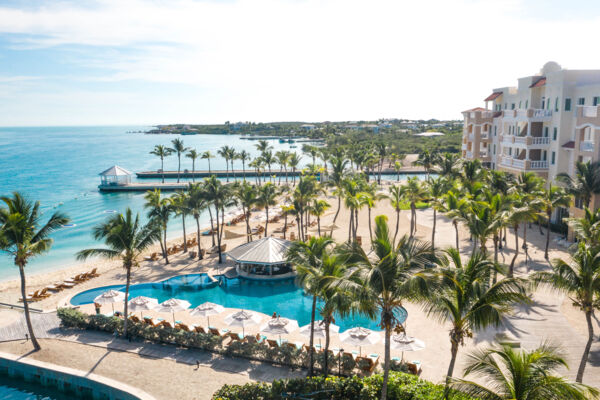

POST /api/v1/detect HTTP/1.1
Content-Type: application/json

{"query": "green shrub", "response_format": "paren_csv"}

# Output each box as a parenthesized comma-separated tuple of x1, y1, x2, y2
(57, 307, 89, 329)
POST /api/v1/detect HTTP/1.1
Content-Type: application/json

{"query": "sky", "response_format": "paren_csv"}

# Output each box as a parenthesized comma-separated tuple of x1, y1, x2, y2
(1, 0, 600, 126)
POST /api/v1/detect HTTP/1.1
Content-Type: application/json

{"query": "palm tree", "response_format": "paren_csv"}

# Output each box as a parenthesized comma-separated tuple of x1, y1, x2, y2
(77, 209, 160, 337)
(233, 181, 258, 242)
(0, 192, 69, 350)
(539, 185, 571, 259)
(309, 199, 330, 237)
(435, 152, 459, 178)
(394, 160, 403, 182)
(287, 236, 335, 376)
(187, 183, 208, 259)
(170, 191, 189, 252)
(281, 204, 294, 240)
(557, 160, 600, 208)
(201, 151, 215, 174)
(531, 242, 600, 383)
(144, 189, 172, 264)
(150, 145, 173, 183)
(440, 190, 468, 250)
(400, 177, 427, 238)
(257, 183, 279, 237)
(169, 138, 190, 183)
(228, 148, 238, 180)
(328, 156, 348, 227)
(255, 139, 271, 153)
(218, 146, 234, 182)
(427, 176, 452, 250)
(262, 150, 275, 182)
(413, 149, 438, 176)
(288, 153, 301, 186)
(302, 144, 318, 165)
(375, 142, 387, 184)
(203, 176, 231, 263)
(425, 248, 529, 397)
(338, 216, 434, 400)
(275, 150, 290, 185)
(566, 207, 600, 245)
(185, 149, 200, 182)
(515, 172, 543, 259)
(237, 150, 251, 181)
(387, 185, 403, 244)
(504, 192, 537, 277)
(360, 182, 383, 243)
(450, 343, 599, 400)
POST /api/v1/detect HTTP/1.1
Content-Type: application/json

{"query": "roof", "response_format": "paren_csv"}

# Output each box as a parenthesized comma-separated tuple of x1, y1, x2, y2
(99, 165, 134, 176)
(484, 92, 502, 101)
(462, 107, 487, 113)
(562, 141, 575, 149)
(226, 236, 293, 264)
(415, 131, 444, 137)
(529, 77, 547, 88)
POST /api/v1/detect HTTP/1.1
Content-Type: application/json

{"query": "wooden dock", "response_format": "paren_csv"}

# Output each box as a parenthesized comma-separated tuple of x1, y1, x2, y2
(98, 182, 191, 192)
(136, 170, 304, 179)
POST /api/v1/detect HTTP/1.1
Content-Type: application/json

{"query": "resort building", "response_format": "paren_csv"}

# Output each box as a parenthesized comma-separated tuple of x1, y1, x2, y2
(461, 62, 600, 231)
(226, 236, 294, 279)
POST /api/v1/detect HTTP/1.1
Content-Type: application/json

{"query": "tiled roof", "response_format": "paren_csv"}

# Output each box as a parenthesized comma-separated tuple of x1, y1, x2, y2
(562, 141, 575, 149)
(484, 92, 502, 101)
(462, 107, 487, 113)
(529, 77, 547, 88)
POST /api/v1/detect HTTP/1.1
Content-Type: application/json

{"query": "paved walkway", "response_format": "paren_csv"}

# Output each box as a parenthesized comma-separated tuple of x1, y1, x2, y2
(0, 312, 304, 383)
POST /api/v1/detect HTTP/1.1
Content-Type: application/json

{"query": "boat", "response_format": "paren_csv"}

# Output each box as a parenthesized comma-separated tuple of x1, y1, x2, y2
(279, 138, 286, 143)
(290, 145, 297, 148)
(287, 138, 295, 143)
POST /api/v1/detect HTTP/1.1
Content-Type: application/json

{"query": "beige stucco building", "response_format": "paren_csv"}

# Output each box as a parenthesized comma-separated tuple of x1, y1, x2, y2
(461, 62, 600, 234)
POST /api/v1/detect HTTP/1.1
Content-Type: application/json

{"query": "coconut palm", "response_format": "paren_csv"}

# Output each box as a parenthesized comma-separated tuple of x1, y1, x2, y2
(170, 191, 189, 252)
(237, 150, 251, 181)
(169, 138, 190, 183)
(375, 142, 387, 184)
(287, 236, 335, 376)
(144, 189, 172, 264)
(531, 242, 600, 383)
(77, 209, 160, 337)
(427, 176, 452, 250)
(261, 150, 276, 182)
(228, 148, 238, 180)
(275, 150, 289, 185)
(504, 192, 538, 277)
(440, 190, 468, 250)
(0, 192, 69, 351)
(309, 199, 330, 237)
(255, 139, 271, 153)
(187, 183, 208, 259)
(539, 185, 571, 259)
(150, 145, 173, 183)
(566, 207, 600, 245)
(400, 177, 428, 238)
(450, 343, 599, 400)
(413, 149, 438, 176)
(360, 182, 384, 243)
(257, 182, 278, 237)
(203, 176, 231, 263)
(338, 216, 434, 400)
(185, 149, 200, 182)
(557, 160, 600, 208)
(425, 248, 529, 397)
(328, 156, 348, 227)
(288, 153, 301, 186)
(387, 185, 404, 244)
(201, 151, 215, 174)
(218, 146, 234, 182)
(302, 144, 319, 165)
(233, 181, 258, 242)
(342, 176, 364, 242)
(435, 152, 460, 178)
(514, 172, 543, 258)
(281, 204, 294, 240)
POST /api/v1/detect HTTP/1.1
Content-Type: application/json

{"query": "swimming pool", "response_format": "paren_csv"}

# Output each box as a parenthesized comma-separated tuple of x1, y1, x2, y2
(70, 274, 408, 332)
(0, 372, 80, 400)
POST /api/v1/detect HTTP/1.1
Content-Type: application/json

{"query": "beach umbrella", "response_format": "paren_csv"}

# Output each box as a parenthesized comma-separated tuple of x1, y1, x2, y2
(299, 320, 340, 347)
(224, 310, 262, 337)
(391, 334, 425, 362)
(340, 327, 380, 356)
(156, 298, 191, 324)
(128, 296, 158, 319)
(260, 317, 299, 344)
(189, 302, 225, 327)
(93, 290, 125, 314)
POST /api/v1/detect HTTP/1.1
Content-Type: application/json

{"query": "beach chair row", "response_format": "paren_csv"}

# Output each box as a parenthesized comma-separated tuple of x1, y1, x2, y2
(20, 268, 99, 302)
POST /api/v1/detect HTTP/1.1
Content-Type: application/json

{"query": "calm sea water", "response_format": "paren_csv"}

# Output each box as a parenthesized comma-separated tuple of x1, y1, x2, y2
(0, 126, 307, 281)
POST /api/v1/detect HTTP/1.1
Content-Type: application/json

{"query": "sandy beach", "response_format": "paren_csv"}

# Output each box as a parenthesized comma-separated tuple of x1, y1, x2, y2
(1, 183, 599, 399)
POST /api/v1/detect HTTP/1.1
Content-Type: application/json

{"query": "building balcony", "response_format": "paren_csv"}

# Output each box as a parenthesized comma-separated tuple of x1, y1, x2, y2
(461, 143, 468, 151)
(500, 135, 550, 148)
(500, 156, 548, 170)
(468, 133, 474, 141)
(580, 141, 595, 152)
(502, 108, 552, 121)
(466, 151, 473, 159)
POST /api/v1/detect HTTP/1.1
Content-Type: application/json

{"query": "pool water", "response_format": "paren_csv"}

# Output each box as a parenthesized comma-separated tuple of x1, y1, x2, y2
(70, 274, 407, 332)
(0, 372, 81, 400)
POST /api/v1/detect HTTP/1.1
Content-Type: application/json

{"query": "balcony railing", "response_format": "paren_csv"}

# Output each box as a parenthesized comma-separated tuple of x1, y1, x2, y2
(531, 137, 550, 145)
(466, 151, 473, 158)
(583, 106, 598, 118)
(481, 133, 489, 140)
(533, 109, 552, 118)
(516, 110, 528, 118)
(461, 143, 468, 150)
(514, 136, 527, 144)
(500, 157, 547, 170)
(580, 141, 594, 152)
(530, 160, 548, 169)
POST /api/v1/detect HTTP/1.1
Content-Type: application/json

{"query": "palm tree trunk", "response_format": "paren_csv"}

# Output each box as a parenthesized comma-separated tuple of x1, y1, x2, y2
(177, 155, 181, 183)
(208, 207, 216, 247)
(216, 206, 223, 263)
(492, 235, 499, 284)
(576, 310, 594, 383)
(545, 210, 552, 259)
(308, 296, 317, 376)
(324, 318, 331, 376)
(285, 166, 288, 184)
(225, 159, 229, 182)
(454, 221, 459, 250)
(245, 209, 252, 243)
(348, 209, 353, 243)
(195, 216, 203, 259)
(163, 227, 169, 264)
(431, 208, 437, 249)
(444, 339, 459, 400)
(368, 206, 373, 243)
(181, 214, 187, 252)
(18, 265, 40, 351)
(208, 158, 211, 174)
(523, 223, 529, 265)
(264, 206, 269, 237)
(161, 158, 165, 183)
(317, 215, 321, 237)
(283, 213, 288, 239)
(231, 161, 236, 180)
(123, 267, 131, 336)
(353, 209, 359, 240)
(192, 159, 195, 182)
(412, 203, 417, 237)
(381, 325, 391, 400)
(242, 161, 246, 181)
(394, 209, 400, 244)
(297, 216, 302, 240)
(508, 225, 519, 277)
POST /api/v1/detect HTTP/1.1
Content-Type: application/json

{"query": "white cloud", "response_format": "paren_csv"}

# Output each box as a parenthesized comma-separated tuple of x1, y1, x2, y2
(1, 0, 600, 125)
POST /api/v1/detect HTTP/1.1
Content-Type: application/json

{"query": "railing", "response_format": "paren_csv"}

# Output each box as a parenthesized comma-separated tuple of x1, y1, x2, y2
(461, 143, 468, 150)
(503, 110, 515, 118)
(501, 135, 514, 144)
(531, 137, 550, 145)
(514, 136, 527, 144)
(466, 151, 473, 158)
(533, 109, 552, 118)
(482, 111, 494, 118)
(530, 160, 548, 169)
(516, 110, 528, 118)
(582, 106, 598, 118)
(580, 141, 594, 152)
(481, 133, 489, 140)
(512, 159, 525, 168)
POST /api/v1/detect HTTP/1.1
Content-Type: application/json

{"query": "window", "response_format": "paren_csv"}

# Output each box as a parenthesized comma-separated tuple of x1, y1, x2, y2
(519, 101, 522, 109)
(565, 98, 571, 111)
(594, 97, 600, 106)
(542, 97, 546, 109)
(578, 97, 585, 105)
(509, 148, 512, 156)
(555, 97, 559, 112)
(548, 98, 552, 110)
(493, 144, 496, 155)
(525, 100, 528, 108)
(504, 103, 507, 110)
(575, 196, 585, 209)
(544, 126, 549, 137)
(494, 126, 497, 136)
(551, 151, 556, 165)
(553, 127, 557, 140)
(511, 103, 515, 110)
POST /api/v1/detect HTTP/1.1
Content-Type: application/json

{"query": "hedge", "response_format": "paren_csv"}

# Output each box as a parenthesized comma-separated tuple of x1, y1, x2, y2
(212, 373, 477, 400)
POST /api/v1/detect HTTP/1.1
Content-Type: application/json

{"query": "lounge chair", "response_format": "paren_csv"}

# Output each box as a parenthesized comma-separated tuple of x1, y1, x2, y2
(192, 325, 206, 334)
(175, 322, 191, 331)
(356, 236, 362, 245)
(356, 356, 379, 373)
(343, 351, 356, 360)
(290, 232, 296, 240)
(303, 344, 318, 354)
(266, 339, 279, 348)
(407, 361, 421, 375)
(143, 317, 158, 326)
(157, 320, 174, 329)
(88, 268, 99, 277)
(58, 281, 76, 289)
(45, 284, 63, 293)
(129, 315, 142, 323)
(227, 332, 243, 342)
(208, 327, 229, 337)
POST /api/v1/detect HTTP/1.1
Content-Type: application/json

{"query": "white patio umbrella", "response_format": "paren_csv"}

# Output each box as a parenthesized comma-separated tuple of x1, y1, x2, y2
(224, 310, 262, 337)
(299, 320, 340, 347)
(127, 296, 158, 319)
(340, 327, 380, 356)
(93, 290, 125, 314)
(189, 302, 224, 327)
(156, 298, 191, 324)
(260, 317, 299, 343)
(391, 334, 425, 361)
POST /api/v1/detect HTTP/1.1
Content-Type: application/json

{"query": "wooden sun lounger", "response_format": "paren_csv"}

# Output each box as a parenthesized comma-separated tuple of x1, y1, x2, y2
(192, 325, 206, 334)
(88, 268, 99, 277)
(356, 355, 379, 373)
(227, 332, 243, 342)
(267, 339, 279, 348)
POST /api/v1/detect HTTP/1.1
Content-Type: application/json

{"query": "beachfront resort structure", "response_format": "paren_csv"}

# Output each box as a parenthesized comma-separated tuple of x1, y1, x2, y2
(461, 61, 600, 226)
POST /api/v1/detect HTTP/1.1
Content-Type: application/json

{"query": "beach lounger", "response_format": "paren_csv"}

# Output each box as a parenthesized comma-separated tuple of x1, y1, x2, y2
(59, 281, 76, 289)
(157, 320, 174, 329)
(45, 284, 63, 293)
(175, 322, 191, 331)
(129, 315, 142, 323)
(192, 325, 206, 334)
(88, 268, 99, 277)
(209, 327, 227, 337)
(227, 332, 243, 342)
(143, 317, 158, 326)
(356, 356, 379, 373)
(343, 351, 356, 361)
(407, 360, 421, 375)
(267, 339, 280, 348)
